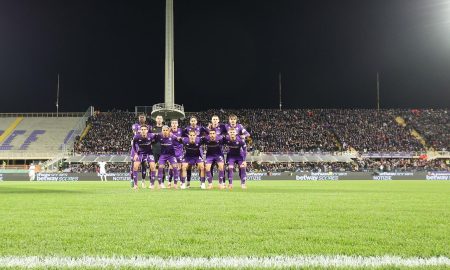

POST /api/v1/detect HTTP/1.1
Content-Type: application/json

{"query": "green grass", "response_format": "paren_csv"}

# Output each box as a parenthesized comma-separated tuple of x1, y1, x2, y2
(0, 180, 449, 261)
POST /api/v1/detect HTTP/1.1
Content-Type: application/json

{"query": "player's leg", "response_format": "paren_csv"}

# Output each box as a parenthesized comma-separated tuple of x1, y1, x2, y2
(157, 155, 167, 188)
(181, 162, 189, 189)
(130, 161, 134, 188)
(148, 159, 156, 189)
(216, 160, 225, 190)
(132, 160, 141, 189)
(141, 161, 147, 187)
(210, 160, 216, 179)
(186, 167, 192, 188)
(226, 157, 236, 190)
(167, 164, 174, 188)
(140, 161, 147, 188)
(239, 160, 247, 189)
(198, 157, 205, 184)
(168, 158, 179, 189)
(204, 162, 212, 190)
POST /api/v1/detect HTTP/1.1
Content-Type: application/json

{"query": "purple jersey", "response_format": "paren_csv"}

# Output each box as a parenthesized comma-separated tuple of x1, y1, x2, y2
(206, 123, 227, 136)
(154, 134, 179, 156)
(183, 125, 207, 137)
(132, 133, 156, 155)
(170, 128, 184, 156)
(224, 136, 247, 159)
(181, 137, 203, 157)
(203, 135, 224, 156)
(225, 123, 250, 138)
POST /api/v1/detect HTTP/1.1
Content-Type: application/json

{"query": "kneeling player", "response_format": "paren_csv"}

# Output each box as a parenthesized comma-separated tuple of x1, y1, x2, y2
(131, 125, 157, 189)
(180, 130, 205, 189)
(224, 128, 248, 189)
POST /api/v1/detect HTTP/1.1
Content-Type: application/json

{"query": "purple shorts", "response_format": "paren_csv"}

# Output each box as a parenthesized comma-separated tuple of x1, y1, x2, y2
(138, 153, 155, 163)
(182, 156, 204, 166)
(175, 155, 183, 163)
(205, 154, 224, 165)
(158, 154, 178, 165)
(227, 155, 245, 167)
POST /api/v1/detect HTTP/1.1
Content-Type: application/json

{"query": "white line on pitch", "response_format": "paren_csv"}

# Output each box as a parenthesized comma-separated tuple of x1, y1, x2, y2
(0, 255, 449, 268)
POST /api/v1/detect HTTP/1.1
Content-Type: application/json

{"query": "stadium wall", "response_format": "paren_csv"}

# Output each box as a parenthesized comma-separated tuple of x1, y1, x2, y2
(1, 172, 449, 181)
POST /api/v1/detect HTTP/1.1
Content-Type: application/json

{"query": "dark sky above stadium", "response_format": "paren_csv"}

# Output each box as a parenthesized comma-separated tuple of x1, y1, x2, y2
(0, 0, 449, 113)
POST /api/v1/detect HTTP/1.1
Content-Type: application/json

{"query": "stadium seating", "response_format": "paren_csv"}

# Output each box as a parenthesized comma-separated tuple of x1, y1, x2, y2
(401, 109, 449, 151)
(75, 109, 446, 155)
(0, 116, 82, 159)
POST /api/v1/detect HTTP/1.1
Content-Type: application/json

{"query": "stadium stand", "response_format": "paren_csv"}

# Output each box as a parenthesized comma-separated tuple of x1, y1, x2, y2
(401, 109, 449, 151)
(0, 110, 90, 160)
(75, 109, 438, 155)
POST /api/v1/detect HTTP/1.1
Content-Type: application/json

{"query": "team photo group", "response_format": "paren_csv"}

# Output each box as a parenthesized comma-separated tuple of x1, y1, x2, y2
(130, 114, 250, 190)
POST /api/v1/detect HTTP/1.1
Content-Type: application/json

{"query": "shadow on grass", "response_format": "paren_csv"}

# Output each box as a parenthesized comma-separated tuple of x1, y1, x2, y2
(0, 187, 84, 194)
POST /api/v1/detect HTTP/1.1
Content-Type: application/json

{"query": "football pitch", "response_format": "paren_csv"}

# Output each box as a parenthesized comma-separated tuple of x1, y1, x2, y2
(0, 180, 449, 269)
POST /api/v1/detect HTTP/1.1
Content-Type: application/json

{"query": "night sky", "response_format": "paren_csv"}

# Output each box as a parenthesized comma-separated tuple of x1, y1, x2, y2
(0, 0, 449, 112)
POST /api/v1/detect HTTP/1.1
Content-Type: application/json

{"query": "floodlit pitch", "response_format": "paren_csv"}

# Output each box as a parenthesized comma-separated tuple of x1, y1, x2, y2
(0, 180, 449, 269)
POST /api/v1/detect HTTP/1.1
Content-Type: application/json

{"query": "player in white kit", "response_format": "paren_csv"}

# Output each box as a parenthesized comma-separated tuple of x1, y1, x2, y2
(98, 161, 107, 181)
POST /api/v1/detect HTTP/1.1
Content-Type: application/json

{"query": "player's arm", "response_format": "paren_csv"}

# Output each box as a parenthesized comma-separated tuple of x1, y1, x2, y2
(131, 138, 139, 161)
(240, 124, 251, 139)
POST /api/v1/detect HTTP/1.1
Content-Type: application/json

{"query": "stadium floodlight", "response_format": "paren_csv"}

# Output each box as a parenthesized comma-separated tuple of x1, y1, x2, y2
(151, 0, 185, 120)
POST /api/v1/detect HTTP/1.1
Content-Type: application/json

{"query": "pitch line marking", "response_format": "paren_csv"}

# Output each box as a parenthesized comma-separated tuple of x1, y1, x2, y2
(1, 255, 450, 268)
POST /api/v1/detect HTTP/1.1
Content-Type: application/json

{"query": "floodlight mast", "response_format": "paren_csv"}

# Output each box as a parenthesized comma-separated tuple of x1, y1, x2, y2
(151, 0, 185, 120)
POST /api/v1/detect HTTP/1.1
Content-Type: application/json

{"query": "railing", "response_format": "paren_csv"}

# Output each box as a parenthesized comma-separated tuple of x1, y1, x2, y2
(0, 112, 85, 117)
(0, 152, 62, 159)
(151, 103, 184, 112)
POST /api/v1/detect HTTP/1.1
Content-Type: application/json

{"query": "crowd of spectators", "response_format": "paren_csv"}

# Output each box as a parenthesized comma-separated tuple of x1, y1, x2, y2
(74, 109, 446, 154)
(66, 163, 130, 173)
(74, 110, 135, 154)
(401, 109, 449, 151)
(323, 109, 424, 152)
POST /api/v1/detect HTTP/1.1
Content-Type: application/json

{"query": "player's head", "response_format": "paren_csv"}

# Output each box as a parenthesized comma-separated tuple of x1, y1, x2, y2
(211, 115, 220, 125)
(190, 116, 198, 127)
(155, 115, 164, 125)
(188, 130, 196, 142)
(140, 124, 149, 136)
(229, 114, 238, 125)
(170, 119, 178, 130)
(162, 125, 170, 137)
(229, 128, 237, 140)
(132, 123, 140, 135)
(138, 114, 146, 124)
(209, 129, 216, 140)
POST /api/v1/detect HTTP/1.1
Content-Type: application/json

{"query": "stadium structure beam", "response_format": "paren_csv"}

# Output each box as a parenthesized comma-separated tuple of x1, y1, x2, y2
(151, 0, 185, 120)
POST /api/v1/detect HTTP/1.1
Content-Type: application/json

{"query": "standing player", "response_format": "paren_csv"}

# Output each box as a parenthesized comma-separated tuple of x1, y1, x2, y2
(130, 123, 141, 188)
(153, 126, 180, 189)
(131, 125, 157, 189)
(98, 161, 107, 181)
(28, 162, 36, 181)
(225, 114, 250, 180)
(135, 114, 148, 186)
(224, 128, 248, 189)
(206, 115, 227, 179)
(167, 119, 183, 188)
(225, 114, 250, 139)
(207, 115, 226, 135)
(151, 115, 164, 183)
(183, 116, 207, 187)
(203, 129, 225, 189)
(179, 130, 205, 189)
